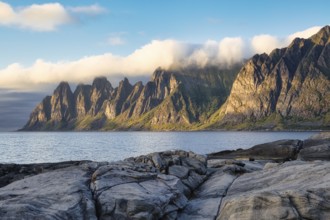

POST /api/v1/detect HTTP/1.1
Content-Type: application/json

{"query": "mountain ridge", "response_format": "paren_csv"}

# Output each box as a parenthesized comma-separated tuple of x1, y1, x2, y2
(208, 25, 330, 130)
(22, 26, 330, 131)
(22, 65, 241, 130)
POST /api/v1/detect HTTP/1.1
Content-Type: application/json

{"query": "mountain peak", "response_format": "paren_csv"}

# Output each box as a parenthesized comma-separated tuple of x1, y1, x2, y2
(122, 77, 130, 85)
(54, 81, 71, 94)
(118, 77, 133, 92)
(310, 25, 330, 45)
(57, 81, 70, 88)
(92, 76, 113, 91)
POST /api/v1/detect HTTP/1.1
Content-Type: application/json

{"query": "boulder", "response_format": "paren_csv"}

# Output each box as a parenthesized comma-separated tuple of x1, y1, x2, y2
(0, 165, 97, 220)
(91, 151, 208, 219)
(298, 143, 330, 161)
(0, 161, 89, 188)
(218, 161, 330, 220)
(208, 139, 302, 161)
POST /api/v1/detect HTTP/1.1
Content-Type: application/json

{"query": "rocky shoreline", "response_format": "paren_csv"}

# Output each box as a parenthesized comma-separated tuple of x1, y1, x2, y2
(0, 133, 329, 219)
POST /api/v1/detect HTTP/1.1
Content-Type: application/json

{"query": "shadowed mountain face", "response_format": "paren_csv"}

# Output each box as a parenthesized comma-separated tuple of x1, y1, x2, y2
(209, 25, 330, 130)
(22, 26, 330, 131)
(22, 65, 240, 131)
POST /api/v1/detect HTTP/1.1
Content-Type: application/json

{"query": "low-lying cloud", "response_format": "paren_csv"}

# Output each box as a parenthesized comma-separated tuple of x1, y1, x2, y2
(0, 26, 324, 91)
(251, 26, 324, 54)
(0, 1, 106, 31)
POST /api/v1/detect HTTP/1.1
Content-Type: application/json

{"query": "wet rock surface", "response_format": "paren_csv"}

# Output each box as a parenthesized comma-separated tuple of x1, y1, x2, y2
(0, 136, 329, 219)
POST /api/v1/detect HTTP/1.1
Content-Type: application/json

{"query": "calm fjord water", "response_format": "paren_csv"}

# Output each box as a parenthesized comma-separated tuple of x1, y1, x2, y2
(0, 131, 317, 164)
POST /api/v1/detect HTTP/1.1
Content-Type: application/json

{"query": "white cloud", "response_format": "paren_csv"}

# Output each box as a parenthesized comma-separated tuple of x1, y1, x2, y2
(0, 2, 15, 25)
(218, 37, 244, 66)
(251, 26, 323, 55)
(0, 26, 325, 91)
(186, 40, 218, 67)
(0, 2, 72, 31)
(0, 40, 183, 90)
(287, 26, 322, 42)
(69, 4, 107, 15)
(251, 34, 282, 54)
(0, 38, 246, 91)
(0, 1, 106, 31)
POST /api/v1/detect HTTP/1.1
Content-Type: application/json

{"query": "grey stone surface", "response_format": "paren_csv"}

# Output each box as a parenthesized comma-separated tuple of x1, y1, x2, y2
(178, 198, 222, 219)
(91, 150, 207, 219)
(298, 143, 330, 161)
(168, 165, 190, 179)
(1, 138, 330, 219)
(218, 161, 330, 220)
(0, 165, 96, 220)
(208, 139, 302, 161)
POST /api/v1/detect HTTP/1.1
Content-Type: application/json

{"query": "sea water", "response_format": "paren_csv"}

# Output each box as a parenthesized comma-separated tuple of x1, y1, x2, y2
(0, 131, 317, 164)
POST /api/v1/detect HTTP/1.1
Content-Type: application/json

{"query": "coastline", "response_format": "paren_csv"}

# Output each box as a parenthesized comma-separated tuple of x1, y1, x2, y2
(0, 133, 329, 219)
(0, 131, 318, 164)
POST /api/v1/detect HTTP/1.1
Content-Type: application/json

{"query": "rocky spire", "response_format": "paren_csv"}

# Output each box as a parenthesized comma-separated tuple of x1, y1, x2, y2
(89, 77, 113, 115)
(310, 25, 330, 45)
(49, 82, 75, 124)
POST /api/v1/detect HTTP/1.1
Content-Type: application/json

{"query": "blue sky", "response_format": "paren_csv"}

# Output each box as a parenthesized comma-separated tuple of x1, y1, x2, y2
(1, 0, 329, 68)
(0, 0, 329, 130)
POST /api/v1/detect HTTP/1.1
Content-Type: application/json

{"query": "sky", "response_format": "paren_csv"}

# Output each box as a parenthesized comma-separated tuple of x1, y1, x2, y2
(0, 0, 329, 131)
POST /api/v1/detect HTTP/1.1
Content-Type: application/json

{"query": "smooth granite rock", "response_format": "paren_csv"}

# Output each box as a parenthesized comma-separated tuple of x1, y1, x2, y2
(218, 161, 330, 220)
(297, 137, 330, 161)
(298, 143, 330, 161)
(0, 164, 97, 220)
(91, 150, 207, 219)
(0, 161, 88, 188)
(1, 138, 330, 219)
(168, 165, 190, 179)
(177, 165, 244, 220)
(208, 139, 303, 161)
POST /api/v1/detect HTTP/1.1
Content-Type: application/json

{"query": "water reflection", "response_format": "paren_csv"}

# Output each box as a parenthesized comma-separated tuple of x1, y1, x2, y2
(0, 131, 317, 164)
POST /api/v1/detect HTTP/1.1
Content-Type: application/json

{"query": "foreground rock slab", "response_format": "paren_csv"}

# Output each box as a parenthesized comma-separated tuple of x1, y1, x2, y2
(0, 136, 329, 219)
(91, 151, 207, 219)
(0, 164, 97, 220)
(218, 161, 330, 220)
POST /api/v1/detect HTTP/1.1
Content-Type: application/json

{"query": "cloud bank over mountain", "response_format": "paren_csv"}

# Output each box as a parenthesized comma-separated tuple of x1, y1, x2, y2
(0, 25, 323, 91)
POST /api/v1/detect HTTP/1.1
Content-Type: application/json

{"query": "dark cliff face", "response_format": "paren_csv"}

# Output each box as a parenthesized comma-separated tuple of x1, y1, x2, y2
(103, 78, 134, 119)
(89, 77, 114, 116)
(74, 84, 92, 118)
(211, 25, 330, 129)
(143, 65, 240, 128)
(50, 82, 76, 128)
(23, 82, 76, 130)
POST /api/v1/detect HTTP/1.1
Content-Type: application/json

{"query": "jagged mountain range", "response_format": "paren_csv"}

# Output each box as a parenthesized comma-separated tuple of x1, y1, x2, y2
(22, 65, 240, 130)
(22, 26, 330, 131)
